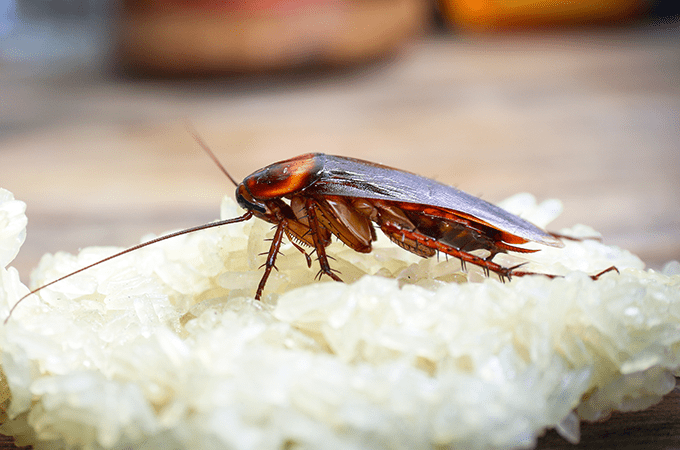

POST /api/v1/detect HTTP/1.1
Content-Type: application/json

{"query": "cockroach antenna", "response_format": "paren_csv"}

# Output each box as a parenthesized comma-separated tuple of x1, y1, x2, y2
(185, 123, 239, 188)
(4, 213, 254, 324)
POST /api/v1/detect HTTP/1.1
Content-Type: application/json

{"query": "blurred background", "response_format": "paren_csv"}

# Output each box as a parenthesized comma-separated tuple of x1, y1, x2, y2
(0, 0, 678, 282)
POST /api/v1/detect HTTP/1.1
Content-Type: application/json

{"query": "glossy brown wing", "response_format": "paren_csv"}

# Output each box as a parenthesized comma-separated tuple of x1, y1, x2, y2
(302, 154, 563, 248)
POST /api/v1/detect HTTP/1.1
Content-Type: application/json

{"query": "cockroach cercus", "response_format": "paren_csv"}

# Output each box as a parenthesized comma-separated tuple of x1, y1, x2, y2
(6, 136, 617, 321)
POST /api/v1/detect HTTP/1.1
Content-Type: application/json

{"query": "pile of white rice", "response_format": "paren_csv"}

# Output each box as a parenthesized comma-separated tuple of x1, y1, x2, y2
(0, 187, 678, 449)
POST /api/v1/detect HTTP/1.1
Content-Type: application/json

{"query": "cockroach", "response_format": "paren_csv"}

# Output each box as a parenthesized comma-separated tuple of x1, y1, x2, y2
(5, 134, 617, 321)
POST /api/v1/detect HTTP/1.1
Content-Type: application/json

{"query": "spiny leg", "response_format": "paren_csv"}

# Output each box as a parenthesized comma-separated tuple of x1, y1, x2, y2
(593, 266, 620, 278)
(509, 265, 619, 280)
(379, 223, 617, 281)
(306, 199, 342, 282)
(380, 223, 509, 279)
(285, 230, 313, 268)
(255, 219, 288, 300)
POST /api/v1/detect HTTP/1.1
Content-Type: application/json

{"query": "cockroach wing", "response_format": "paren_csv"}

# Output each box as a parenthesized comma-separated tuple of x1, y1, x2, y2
(304, 154, 563, 248)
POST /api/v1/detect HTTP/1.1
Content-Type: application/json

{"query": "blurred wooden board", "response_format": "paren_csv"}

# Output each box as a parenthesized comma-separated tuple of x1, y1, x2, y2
(0, 26, 679, 449)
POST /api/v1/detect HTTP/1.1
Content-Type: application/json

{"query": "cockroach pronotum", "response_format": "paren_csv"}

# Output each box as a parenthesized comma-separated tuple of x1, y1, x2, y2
(5, 134, 617, 321)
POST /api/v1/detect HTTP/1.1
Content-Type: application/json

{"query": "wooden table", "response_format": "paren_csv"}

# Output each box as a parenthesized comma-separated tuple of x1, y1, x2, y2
(1, 25, 678, 449)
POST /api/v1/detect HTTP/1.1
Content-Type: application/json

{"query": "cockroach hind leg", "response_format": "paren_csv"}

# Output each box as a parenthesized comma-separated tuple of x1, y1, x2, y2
(591, 265, 619, 279)
(501, 263, 618, 282)
(500, 262, 531, 282)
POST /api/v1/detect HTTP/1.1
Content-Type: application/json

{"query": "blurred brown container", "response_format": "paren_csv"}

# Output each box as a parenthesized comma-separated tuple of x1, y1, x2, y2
(119, 0, 428, 76)
(441, 0, 645, 31)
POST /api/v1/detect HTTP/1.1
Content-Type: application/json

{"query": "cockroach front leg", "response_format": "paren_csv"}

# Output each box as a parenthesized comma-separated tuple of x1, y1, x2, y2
(306, 200, 343, 283)
(255, 219, 288, 300)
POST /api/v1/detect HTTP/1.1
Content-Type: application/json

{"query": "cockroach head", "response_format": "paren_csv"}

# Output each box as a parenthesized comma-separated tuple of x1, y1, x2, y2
(236, 184, 267, 214)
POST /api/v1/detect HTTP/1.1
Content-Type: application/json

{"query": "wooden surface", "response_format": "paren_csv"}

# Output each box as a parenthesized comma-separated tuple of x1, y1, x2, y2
(1, 24, 679, 449)
(537, 379, 680, 449)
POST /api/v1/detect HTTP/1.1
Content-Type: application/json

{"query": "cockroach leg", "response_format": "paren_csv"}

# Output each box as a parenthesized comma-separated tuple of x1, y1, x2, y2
(306, 200, 343, 283)
(498, 262, 530, 281)
(592, 265, 619, 278)
(379, 223, 617, 282)
(285, 235, 313, 268)
(380, 223, 507, 277)
(504, 264, 618, 281)
(255, 219, 288, 300)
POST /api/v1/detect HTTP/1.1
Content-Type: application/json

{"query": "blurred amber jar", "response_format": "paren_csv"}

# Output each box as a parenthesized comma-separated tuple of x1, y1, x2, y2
(441, 0, 645, 31)
(118, 0, 428, 75)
